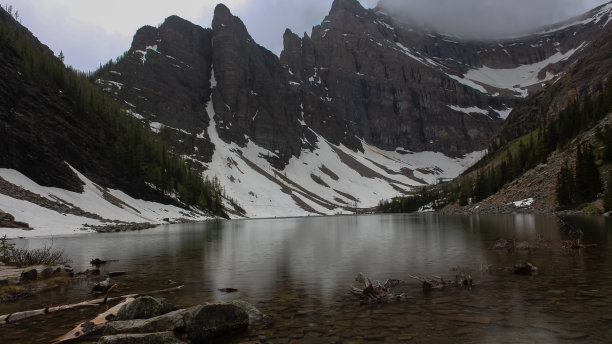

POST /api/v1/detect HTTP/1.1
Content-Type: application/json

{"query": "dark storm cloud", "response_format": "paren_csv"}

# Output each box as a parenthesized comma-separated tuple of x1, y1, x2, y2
(377, 0, 609, 38)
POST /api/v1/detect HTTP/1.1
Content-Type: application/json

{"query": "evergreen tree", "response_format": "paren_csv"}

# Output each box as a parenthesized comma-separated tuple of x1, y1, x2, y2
(556, 161, 574, 207)
(575, 143, 602, 203)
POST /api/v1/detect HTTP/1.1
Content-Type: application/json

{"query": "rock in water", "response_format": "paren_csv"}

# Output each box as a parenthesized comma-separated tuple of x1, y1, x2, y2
(115, 296, 176, 321)
(104, 303, 249, 342)
(97, 332, 187, 344)
(514, 262, 538, 275)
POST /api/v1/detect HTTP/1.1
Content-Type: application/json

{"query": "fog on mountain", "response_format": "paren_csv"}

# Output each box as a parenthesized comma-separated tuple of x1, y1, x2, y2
(377, 0, 607, 38)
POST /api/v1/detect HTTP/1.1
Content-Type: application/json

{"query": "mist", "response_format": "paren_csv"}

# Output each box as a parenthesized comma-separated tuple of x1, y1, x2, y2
(377, 0, 610, 39)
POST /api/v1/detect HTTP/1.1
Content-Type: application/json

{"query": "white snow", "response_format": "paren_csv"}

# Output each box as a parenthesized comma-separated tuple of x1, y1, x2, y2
(512, 198, 534, 208)
(0, 167, 211, 238)
(134, 45, 159, 65)
(448, 105, 490, 116)
(491, 106, 513, 119)
(463, 43, 585, 97)
(149, 122, 164, 133)
(395, 42, 438, 68)
(446, 74, 488, 94)
(126, 109, 144, 120)
(198, 60, 484, 219)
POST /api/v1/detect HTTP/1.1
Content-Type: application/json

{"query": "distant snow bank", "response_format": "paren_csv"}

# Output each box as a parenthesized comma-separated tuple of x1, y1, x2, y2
(0, 166, 211, 238)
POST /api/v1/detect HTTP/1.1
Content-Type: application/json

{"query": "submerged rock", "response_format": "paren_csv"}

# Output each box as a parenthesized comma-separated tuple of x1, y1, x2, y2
(98, 331, 187, 344)
(514, 262, 538, 275)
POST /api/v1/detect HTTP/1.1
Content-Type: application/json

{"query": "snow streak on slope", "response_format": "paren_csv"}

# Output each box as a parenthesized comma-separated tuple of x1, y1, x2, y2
(463, 43, 586, 97)
(0, 167, 210, 238)
(202, 67, 484, 218)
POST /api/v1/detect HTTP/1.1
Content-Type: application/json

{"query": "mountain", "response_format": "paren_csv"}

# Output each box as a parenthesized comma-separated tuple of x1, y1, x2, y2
(380, 2, 612, 214)
(94, 0, 612, 217)
(494, 2, 612, 146)
(0, 8, 223, 237)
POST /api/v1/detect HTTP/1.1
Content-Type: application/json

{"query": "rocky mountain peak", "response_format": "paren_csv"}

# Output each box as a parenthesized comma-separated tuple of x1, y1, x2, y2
(212, 3, 251, 40)
(130, 25, 157, 50)
(330, 0, 367, 15)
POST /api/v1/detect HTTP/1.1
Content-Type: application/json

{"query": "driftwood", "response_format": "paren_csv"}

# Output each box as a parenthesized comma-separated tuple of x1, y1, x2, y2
(0, 285, 184, 325)
(51, 297, 135, 343)
(408, 273, 472, 292)
(351, 271, 473, 303)
(351, 273, 409, 303)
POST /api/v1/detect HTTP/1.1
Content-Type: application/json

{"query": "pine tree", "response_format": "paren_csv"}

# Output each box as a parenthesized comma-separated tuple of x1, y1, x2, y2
(574, 144, 602, 203)
(556, 161, 574, 207)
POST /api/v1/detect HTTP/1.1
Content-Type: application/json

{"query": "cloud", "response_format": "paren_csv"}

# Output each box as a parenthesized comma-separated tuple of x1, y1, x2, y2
(377, 0, 609, 39)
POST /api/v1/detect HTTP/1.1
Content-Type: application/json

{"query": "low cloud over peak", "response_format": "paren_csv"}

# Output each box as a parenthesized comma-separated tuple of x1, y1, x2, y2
(377, 0, 609, 39)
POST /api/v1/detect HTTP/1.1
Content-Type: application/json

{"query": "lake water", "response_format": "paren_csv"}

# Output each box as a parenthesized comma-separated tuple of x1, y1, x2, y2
(1, 214, 612, 343)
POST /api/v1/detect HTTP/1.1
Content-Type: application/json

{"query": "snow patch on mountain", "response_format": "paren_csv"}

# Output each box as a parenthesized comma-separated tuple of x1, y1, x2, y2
(202, 72, 485, 218)
(463, 42, 586, 97)
(0, 167, 210, 238)
(448, 105, 490, 116)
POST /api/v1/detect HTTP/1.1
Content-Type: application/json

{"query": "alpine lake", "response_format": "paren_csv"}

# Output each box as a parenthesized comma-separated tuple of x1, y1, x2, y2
(1, 214, 612, 343)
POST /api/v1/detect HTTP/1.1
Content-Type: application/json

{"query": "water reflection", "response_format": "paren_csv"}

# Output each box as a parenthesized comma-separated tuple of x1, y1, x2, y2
(2, 214, 612, 343)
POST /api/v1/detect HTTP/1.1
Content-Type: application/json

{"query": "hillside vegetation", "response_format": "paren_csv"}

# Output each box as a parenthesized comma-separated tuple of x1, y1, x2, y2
(379, 84, 612, 214)
(0, 9, 225, 216)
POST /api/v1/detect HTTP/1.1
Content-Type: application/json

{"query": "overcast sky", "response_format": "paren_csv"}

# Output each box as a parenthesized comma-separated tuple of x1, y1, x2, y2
(6, 0, 609, 71)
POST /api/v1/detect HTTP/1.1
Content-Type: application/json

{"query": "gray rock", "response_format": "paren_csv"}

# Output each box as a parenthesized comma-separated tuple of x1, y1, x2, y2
(40, 266, 55, 278)
(116, 296, 176, 321)
(97, 332, 187, 344)
(230, 300, 271, 327)
(20, 268, 37, 281)
(104, 303, 249, 342)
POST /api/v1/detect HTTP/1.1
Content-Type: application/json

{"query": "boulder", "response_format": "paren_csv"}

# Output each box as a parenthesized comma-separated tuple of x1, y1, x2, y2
(116, 296, 176, 321)
(20, 268, 37, 281)
(104, 303, 249, 342)
(97, 332, 187, 344)
(231, 300, 273, 328)
(514, 262, 538, 275)
(40, 266, 55, 278)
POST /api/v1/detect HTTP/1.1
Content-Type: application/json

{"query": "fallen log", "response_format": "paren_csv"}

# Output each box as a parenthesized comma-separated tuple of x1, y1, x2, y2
(0, 285, 184, 325)
(52, 297, 135, 343)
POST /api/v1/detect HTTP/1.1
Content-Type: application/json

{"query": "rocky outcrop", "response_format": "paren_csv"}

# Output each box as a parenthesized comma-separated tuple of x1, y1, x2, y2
(95, 15, 215, 163)
(101, 301, 250, 343)
(210, 4, 307, 168)
(0, 209, 29, 229)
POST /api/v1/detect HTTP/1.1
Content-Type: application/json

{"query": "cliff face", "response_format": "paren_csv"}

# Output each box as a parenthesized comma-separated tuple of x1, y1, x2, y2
(210, 4, 307, 168)
(93, 1, 612, 217)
